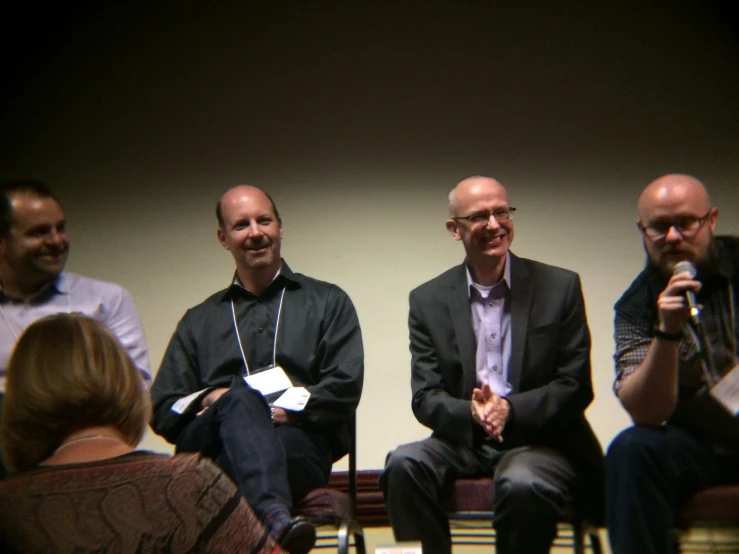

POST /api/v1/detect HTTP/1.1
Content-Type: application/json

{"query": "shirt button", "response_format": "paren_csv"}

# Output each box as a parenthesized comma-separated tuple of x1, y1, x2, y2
(491, 333, 497, 339)
(258, 327, 264, 333)
(488, 302, 493, 307)
(493, 365, 498, 372)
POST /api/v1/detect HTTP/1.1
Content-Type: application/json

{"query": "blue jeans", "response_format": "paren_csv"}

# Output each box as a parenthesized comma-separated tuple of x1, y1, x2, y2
(176, 380, 332, 519)
(606, 424, 739, 554)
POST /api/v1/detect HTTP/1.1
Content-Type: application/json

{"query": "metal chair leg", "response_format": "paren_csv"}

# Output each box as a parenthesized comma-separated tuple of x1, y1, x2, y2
(588, 529, 602, 554)
(571, 518, 584, 554)
(337, 520, 350, 554)
(351, 521, 367, 554)
(335, 519, 366, 554)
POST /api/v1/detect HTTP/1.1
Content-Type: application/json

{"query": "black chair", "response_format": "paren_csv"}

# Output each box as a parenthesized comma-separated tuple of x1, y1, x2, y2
(294, 413, 366, 554)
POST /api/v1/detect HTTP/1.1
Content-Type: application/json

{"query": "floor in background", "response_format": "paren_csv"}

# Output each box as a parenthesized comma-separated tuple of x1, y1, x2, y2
(359, 527, 612, 554)
(352, 527, 739, 554)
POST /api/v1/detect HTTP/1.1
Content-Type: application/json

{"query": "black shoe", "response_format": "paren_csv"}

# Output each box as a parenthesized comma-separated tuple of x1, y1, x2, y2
(277, 516, 316, 554)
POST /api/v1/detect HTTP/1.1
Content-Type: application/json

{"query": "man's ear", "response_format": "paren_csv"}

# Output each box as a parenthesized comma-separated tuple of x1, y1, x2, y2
(217, 227, 228, 250)
(708, 208, 719, 233)
(446, 218, 461, 241)
(279, 221, 284, 240)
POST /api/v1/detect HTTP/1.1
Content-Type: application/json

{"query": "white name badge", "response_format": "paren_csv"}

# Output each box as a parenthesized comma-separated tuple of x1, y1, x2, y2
(273, 387, 311, 412)
(244, 365, 292, 396)
(710, 363, 739, 416)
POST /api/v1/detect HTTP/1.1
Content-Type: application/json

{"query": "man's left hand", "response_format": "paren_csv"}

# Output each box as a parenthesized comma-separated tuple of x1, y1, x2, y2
(272, 407, 296, 426)
(474, 383, 509, 442)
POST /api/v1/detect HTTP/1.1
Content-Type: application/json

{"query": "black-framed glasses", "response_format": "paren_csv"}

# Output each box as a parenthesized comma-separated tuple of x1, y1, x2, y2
(637, 209, 713, 240)
(452, 207, 516, 226)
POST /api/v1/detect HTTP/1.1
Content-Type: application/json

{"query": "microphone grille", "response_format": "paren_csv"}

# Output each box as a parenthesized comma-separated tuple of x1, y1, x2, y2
(673, 260, 696, 278)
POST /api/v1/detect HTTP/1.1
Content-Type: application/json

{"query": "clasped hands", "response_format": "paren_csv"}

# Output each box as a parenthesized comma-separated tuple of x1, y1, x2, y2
(471, 383, 509, 442)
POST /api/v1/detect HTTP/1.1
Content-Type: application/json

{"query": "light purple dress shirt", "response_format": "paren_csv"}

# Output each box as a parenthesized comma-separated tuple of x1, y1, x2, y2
(0, 272, 150, 389)
(467, 253, 512, 397)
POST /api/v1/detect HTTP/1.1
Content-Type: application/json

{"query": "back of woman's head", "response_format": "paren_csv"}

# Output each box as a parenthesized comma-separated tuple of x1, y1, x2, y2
(0, 313, 151, 473)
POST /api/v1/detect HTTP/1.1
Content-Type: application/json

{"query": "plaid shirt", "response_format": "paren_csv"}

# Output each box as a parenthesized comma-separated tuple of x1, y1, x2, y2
(613, 236, 739, 450)
(614, 283, 737, 395)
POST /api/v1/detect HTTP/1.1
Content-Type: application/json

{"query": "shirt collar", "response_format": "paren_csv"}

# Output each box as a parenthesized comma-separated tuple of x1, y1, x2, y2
(0, 272, 68, 303)
(54, 272, 71, 294)
(223, 259, 301, 299)
(466, 252, 511, 299)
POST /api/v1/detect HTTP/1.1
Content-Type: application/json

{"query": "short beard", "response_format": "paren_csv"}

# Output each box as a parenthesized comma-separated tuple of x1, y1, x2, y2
(645, 233, 720, 278)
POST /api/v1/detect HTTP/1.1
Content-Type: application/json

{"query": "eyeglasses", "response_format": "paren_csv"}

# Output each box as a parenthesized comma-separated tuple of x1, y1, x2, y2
(637, 210, 713, 240)
(452, 207, 516, 226)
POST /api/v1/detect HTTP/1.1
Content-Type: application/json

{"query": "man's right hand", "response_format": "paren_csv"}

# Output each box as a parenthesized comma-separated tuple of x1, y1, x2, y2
(472, 384, 507, 442)
(471, 387, 490, 430)
(657, 270, 701, 333)
(198, 387, 229, 415)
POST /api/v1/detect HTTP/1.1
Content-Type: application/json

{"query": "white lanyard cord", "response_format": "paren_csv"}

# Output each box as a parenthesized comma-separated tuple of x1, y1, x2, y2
(0, 306, 19, 341)
(231, 287, 286, 376)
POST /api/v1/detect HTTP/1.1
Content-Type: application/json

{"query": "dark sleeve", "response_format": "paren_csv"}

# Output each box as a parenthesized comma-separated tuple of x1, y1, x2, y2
(150, 314, 210, 444)
(299, 286, 364, 426)
(409, 288, 475, 446)
(504, 274, 594, 441)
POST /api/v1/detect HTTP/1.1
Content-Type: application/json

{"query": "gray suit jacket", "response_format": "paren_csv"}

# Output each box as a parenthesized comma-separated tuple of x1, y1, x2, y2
(409, 252, 604, 521)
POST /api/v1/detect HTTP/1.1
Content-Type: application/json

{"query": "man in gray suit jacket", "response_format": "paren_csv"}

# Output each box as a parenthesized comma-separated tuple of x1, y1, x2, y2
(380, 176, 603, 554)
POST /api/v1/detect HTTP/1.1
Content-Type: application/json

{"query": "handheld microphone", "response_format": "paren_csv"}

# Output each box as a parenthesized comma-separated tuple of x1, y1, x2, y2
(673, 261, 700, 325)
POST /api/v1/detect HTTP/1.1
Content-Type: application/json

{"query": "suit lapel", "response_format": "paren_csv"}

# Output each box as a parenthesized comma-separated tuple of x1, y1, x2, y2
(509, 253, 532, 392)
(448, 264, 478, 396)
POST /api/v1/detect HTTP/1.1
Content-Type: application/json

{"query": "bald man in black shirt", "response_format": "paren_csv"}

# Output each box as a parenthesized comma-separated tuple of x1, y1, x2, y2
(151, 185, 364, 554)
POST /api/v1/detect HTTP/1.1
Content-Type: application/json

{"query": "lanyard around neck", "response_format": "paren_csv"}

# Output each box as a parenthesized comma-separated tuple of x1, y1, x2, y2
(230, 287, 286, 376)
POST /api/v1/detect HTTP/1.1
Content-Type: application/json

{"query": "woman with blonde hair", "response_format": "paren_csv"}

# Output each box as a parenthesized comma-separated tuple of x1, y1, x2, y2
(0, 313, 284, 554)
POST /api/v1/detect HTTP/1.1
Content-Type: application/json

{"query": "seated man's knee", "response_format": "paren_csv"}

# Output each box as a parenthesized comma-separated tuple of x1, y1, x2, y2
(218, 386, 269, 414)
(607, 426, 668, 468)
(381, 443, 428, 490)
(384, 444, 419, 474)
(494, 459, 567, 514)
(496, 464, 541, 502)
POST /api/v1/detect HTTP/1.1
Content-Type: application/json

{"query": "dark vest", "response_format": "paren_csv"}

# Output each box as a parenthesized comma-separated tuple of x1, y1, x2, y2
(615, 236, 739, 451)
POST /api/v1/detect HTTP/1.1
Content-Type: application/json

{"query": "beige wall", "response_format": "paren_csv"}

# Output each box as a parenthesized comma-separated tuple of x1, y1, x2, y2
(2, 2, 738, 469)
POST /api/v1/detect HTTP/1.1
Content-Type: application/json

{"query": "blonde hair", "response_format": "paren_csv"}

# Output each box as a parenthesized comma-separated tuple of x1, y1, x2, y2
(0, 313, 151, 473)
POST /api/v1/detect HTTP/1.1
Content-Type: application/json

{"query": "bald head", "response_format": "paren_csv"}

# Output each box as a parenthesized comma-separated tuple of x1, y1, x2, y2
(636, 174, 718, 275)
(216, 185, 280, 228)
(216, 184, 284, 280)
(637, 174, 711, 221)
(448, 176, 508, 216)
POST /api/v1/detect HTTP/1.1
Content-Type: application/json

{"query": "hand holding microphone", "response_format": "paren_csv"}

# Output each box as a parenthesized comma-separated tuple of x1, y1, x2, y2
(656, 261, 702, 333)
(673, 261, 702, 325)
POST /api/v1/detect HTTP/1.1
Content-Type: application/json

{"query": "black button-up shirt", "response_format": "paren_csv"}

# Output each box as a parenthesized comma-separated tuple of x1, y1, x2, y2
(151, 261, 364, 460)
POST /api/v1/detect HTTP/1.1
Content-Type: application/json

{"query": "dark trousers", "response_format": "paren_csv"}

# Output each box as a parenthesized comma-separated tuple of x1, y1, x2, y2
(606, 425, 739, 554)
(379, 437, 579, 554)
(176, 382, 332, 519)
